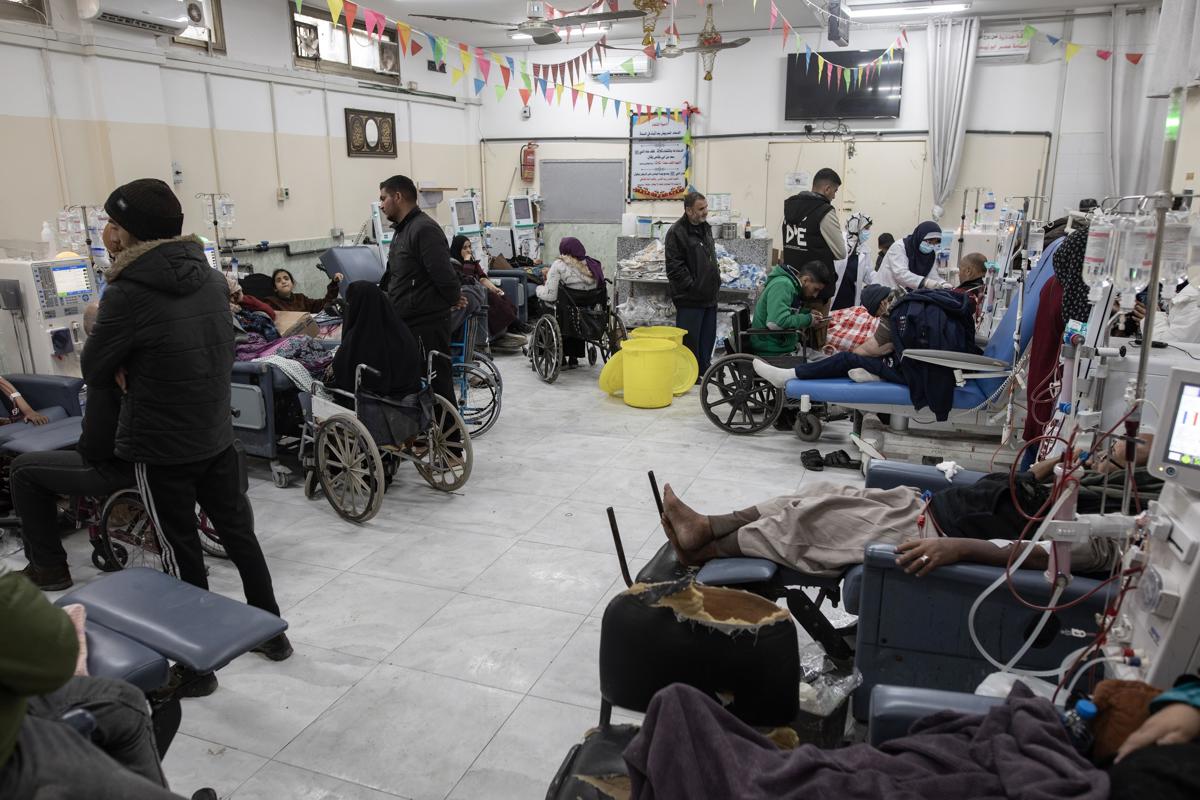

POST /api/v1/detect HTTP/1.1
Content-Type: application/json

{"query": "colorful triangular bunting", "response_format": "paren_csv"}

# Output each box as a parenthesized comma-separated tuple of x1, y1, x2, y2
(326, 0, 343, 27)
(1125, 52, 1143, 64)
(1064, 42, 1081, 62)
(342, 1, 357, 31)
(1097, 49, 1112, 61)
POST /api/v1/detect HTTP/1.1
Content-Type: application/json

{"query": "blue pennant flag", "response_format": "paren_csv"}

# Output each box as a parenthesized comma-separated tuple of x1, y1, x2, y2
(538, 77, 548, 94)
(474, 77, 486, 96)
(1047, 34, 1060, 45)
(426, 33, 439, 61)
(805, 43, 812, 72)
(505, 55, 515, 74)
(614, 99, 621, 116)
(596, 71, 612, 89)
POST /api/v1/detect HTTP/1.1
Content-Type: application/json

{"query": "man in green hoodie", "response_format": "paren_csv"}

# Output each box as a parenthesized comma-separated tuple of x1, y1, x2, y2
(748, 261, 835, 356)
(0, 568, 214, 798)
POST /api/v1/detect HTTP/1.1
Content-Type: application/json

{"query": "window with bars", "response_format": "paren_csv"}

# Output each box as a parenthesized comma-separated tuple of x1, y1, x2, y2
(174, 0, 226, 52)
(291, 4, 399, 84)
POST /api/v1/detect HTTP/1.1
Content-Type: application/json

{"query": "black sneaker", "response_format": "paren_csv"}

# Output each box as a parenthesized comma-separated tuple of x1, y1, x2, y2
(251, 632, 294, 662)
(153, 664, 218, 699)
(191, 790, 218, 800)
(17, 562, 73, 591)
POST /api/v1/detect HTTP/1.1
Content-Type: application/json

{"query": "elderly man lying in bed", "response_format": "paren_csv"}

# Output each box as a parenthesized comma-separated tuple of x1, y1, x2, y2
(659, 445, 1157, 577)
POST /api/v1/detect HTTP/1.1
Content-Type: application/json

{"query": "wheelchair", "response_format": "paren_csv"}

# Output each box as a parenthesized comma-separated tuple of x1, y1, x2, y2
(450, 300, 502, 438)
(300, 352, 473, 523)
(699, 306, 847, 440)
(525, 281, 628, 383)
(87, 491, 227, 574)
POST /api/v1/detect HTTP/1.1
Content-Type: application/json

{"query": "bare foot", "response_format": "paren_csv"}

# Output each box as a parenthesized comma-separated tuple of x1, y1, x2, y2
(663, 484, 713, 553)
(661, 515, 702, 567)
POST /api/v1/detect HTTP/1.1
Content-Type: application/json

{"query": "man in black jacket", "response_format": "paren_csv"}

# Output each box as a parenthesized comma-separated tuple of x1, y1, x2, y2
(665, 192, 721, 374)
(378, 174, 463, 408)
(82, 179, 290, 692)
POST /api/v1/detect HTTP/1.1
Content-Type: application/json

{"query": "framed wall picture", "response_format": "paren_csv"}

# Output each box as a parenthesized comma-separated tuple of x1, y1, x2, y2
(345, 109, 397, 158)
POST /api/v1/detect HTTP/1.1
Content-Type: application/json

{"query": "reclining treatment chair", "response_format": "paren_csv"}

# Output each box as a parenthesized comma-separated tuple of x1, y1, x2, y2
(784, 235, 1063, 439)
(0, 374, 86, 456)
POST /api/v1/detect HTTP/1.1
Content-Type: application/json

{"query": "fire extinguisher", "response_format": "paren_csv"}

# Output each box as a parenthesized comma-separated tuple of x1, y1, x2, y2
(520, 142, 538, 183)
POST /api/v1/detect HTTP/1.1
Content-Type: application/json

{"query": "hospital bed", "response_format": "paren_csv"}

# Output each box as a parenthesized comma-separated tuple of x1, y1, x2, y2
(629, 457, 1114, 720)
(784, 235, 1065, 451)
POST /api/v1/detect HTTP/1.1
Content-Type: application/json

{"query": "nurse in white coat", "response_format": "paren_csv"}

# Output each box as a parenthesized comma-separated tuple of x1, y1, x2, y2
(873, 220, 949, 290)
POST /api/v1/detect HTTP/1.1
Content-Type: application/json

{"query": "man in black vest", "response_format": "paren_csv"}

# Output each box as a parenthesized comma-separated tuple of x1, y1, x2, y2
(782, 168, 846, 293)
(664, 192, 721, 375)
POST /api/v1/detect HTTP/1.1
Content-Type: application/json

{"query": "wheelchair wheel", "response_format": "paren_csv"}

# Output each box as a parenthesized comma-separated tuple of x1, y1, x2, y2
(96, 489, 168, 573)
(452, 362, 501, 438)
(529, 315, 562, 383)
(600, 314, 628, 362)
(474, 352, 503, 393)
(587, 344, 599, 366)
(414, 395, 473, 492)
(197, 511, 228, 559)
(303, 468, 320, 499)
(315, 414, 385, 523)
(699, 354, 784, 435)
(793, 412, 823, 442)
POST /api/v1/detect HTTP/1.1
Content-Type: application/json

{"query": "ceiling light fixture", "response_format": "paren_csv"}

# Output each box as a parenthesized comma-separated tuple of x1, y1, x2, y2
(845, 2, 969, 18)
(508, 22, 610, 41)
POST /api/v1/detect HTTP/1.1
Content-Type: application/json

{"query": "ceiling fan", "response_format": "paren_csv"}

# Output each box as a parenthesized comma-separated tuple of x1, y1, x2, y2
(681, 4, 749, 80)
(411, 0, 646, 46)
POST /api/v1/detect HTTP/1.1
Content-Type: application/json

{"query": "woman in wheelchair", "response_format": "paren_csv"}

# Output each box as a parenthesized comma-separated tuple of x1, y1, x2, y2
(450, 235, 531, 339)
(330, 281, 422, 398)
(655, 449, 1147, 577)
(536, 237, 604, 368)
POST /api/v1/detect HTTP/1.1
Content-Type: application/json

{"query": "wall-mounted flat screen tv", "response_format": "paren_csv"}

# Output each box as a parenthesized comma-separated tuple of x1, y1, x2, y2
(785, 48, 904, 120)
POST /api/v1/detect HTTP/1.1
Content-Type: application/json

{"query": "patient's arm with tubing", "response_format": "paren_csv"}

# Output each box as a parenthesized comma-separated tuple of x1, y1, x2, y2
(897, 538, 1052, 577)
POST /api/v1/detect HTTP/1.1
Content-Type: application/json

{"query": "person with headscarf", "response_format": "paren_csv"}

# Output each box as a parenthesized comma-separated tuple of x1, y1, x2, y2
(449, 235, 531, 339)
(331, 281, 422, 397)
(874, 221, 949, 291)
(224, 273, 276, 319)
(265, 267, 342, 313)
(831, 212, 873, 311)
(536, 237, 603, 368)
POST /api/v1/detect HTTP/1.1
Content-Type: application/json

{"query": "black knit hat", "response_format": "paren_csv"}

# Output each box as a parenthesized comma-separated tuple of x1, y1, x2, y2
(861, 284, 891, 316)
(104, 179, 184, 243)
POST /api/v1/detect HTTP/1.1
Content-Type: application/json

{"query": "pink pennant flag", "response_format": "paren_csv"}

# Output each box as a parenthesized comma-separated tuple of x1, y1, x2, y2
(901, 28, 908, 45)
(586, 92, 594, 112)
(571, 87, 579, 108)
(343, 1, 357, 31)
(363, 8, 386, 38)
(477, 55, 491, 82)
(1125, 52, 1143, 65)
(769, 1, 779, 31)
(1097, 49, 1113, 61)
(569, 58, 576, 85)
(835, 65, 843, 90)
(782, 21, 791, 49)
(644, 44, 656, 59)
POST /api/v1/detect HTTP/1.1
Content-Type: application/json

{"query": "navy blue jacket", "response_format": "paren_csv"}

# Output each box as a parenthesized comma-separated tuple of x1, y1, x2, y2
(889, 289, 981, 421)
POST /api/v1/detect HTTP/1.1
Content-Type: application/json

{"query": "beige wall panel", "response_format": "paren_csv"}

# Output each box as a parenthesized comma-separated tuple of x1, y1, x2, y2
(211, 130, 284, 241)
(105, 122, 173, 189)
(764, 141, 845, 252)
(0, 116, 63, 243)
(411, 143, 479, 226)
(327, 136, 411, 238)
(945, 134, 1051, 225)
(55, 119, 111, 209)
(166, 126, 220, 230)
(276, 134, 336, 242)
(842, 140, 928, 244)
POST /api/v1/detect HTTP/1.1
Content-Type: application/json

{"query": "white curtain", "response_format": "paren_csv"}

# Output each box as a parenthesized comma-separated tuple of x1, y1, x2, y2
(926, 16, 979, 221)
(1147, 0, 1200, 98)
(1107, 6, 1165, 197)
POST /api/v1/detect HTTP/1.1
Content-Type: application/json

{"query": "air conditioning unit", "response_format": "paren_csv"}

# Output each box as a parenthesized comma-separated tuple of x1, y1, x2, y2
(589, 52, 654, 81)
(78, 0, 189, 36)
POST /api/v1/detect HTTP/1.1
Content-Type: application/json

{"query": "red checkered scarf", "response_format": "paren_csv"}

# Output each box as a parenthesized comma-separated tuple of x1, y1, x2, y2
(825, 306, 879, 352)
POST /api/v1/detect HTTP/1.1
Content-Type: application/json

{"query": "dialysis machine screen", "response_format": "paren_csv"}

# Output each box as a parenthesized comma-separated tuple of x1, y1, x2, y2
(1164, 381, 1200, 472)
(453, 200, 478, 228)
(511, 197, 532, 225)
(52, 263, 91, 297)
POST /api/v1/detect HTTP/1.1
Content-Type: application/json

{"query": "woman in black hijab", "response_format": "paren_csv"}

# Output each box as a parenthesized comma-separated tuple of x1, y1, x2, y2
(331, 281, 422, 397)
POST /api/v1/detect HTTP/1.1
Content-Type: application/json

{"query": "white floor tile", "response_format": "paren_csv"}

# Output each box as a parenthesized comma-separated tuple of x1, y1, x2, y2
(569, 467, 694, 511)
(348, 530, 513, 591)
(282, 573, 455, 661)
(387, 594, 583, 693)
(162, 734, 267, 800)
(418, 487, 560, 537)
(523, 498, 660, 555)
(232, 762, 405, 799)
(203, 555, 341, 615)
(465, 541, 616, 615)
(528, 617, 603, 710)
(276, 664, 521, 800)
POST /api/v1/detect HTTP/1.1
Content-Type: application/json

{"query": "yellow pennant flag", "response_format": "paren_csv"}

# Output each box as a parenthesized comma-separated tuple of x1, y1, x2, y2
(816, 54, 825, 79)
(1064, 42, 1082, 62)
(555, 83, 565, 104)
(459, 48, 472, 70)
(451, 67, 464, 85)
(327, 0, 344, 26)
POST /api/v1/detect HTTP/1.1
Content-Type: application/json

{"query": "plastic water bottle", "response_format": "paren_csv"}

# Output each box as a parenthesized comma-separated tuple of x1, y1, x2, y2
(1061, 699, 1098, 755)
(1160, 211, 1192, 299)
(1083, 216, 1115, 298)
(982, 191, 998, 231)
(1115, 216, 1154, 309)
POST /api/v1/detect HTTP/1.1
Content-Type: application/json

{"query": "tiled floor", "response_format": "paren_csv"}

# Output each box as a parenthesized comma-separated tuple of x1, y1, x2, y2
(3, 351, 864, 799)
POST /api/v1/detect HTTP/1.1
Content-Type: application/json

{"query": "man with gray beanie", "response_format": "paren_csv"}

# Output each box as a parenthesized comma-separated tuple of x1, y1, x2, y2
(80, 179, 290, 696)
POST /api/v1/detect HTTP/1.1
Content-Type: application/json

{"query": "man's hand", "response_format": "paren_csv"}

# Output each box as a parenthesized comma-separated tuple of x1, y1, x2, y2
(896, 538, 968, 577)
(1115, 703, 1200, 763)
(1132, 300, 1146, 323)
(452, 294, 469, 311)
(115, 366, 129, 393)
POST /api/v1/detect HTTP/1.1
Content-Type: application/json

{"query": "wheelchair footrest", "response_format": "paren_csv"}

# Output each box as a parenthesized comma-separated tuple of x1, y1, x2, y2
(547, 724, 639, 800)
(57, 567, 287, 675)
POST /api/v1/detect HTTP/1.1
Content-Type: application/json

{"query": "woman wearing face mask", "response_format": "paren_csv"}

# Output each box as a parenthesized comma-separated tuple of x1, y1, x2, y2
(265, 268, 342, 313)
(873, 221, 950, 291)
(830, 212, 873, 311)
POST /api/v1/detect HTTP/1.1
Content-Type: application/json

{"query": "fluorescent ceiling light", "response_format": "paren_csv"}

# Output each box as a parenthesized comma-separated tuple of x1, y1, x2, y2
(508, 23, 610, 41)
(846, 2, 969, 18)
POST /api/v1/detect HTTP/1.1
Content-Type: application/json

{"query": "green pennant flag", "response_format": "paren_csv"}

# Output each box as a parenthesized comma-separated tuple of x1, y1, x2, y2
(601, 96, 608, 114)
(495, 83, 506, 101)
(522, 72, 532, 90)
(682, 129, 692, 146)
(843, 67, 851, 91)
(1020, 24, 1036, 43)
(295, 0, 302, 10)
(620, 58, 636, 76)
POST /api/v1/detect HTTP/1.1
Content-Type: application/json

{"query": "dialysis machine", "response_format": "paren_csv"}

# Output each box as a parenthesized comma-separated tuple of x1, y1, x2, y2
(507, 194, 541, 261)
(0, 256, 98, 377)
(449, 195, 484, 261)
(369, 202, 394, 267)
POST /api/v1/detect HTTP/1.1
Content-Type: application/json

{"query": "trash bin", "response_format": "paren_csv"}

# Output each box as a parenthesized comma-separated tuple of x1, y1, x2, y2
(629, 327, 697, 394)
(629, 326, 687, 347)
(620, 338, 675, 409)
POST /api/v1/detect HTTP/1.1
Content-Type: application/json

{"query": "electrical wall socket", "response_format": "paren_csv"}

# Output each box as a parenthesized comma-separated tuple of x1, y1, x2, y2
(521, 106, 532, 120)
(276, 187, 290, 202)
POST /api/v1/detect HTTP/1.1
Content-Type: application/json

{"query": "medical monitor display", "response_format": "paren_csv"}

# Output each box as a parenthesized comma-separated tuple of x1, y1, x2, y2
(785, 49, 904, 120)
(511, 197, 532, 224)
(51, 262, 91, 297)
(1164, 381, 1200, 473)
(453, 200, 478, 228)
